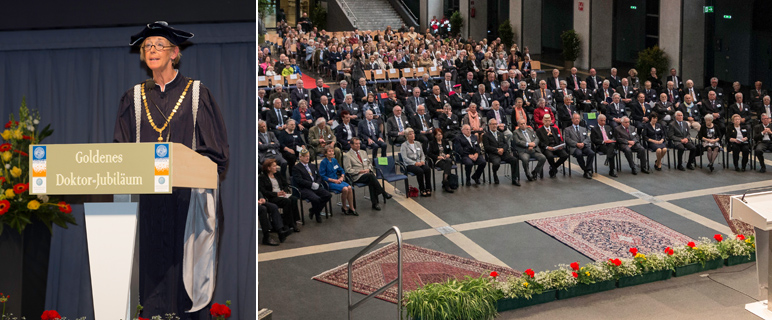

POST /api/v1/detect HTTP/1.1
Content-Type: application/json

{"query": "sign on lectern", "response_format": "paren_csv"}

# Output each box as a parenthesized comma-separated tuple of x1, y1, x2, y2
(731, 191, 772, 319)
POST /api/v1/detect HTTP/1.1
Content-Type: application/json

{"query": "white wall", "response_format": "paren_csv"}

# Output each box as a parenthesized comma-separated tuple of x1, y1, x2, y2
(573, 0, 590, 69)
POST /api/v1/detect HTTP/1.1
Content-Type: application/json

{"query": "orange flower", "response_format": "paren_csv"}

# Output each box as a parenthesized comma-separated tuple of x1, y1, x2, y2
(58, 201, 72, 214)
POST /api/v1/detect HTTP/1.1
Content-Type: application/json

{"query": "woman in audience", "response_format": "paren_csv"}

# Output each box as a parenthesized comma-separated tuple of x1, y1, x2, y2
(643, 112, 668, 171)
(258, 159, 301, 233)
(726, 113, 751, 171)
(495, 52, 508, 76)
(462, 103, 484, 137)
(481, 52, 495, 75)
(400, 128, 433, 196)
(628, 68, 640, 90)
(292, 100, 314, 138)
(319, 145, 357, 215)
(419, 51, 434, 68)
(506, 49, 520, 72)
(698, 113, 722, 172)
(427, 128, 455, 193)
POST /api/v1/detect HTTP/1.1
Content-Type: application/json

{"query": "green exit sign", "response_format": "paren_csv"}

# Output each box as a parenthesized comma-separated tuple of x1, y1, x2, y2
(630, 6, 637, 9)
(723, 15, 732, 19)
(704, 6, 714, 13)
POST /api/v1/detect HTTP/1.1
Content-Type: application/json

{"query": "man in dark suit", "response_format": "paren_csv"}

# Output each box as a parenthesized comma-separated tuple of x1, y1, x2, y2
(454, 124, 486, 185)
(395, 77, 413, 102)
(607, 68, 622, 89)
(492, 81, 515, 110)
(668, 111, 697, 170)
(258, 89, 270, 119)
(630, 92, 652, 130)
(556, 95, 578, 129)
(553, 80, 574, 106)
(594, 80, 615, 114)
(461, 71, 479, 95)
(486, 100, 511, 133)
(547, 69, 561, 92)
(339, 94, 362, 126)
(440, 59, 457, 82)
(703, 77, 725, 104)
(449, 85, 471, 116)
(566, 67, 582, 91)
(564, 113, 595, 179)
(662, 81, 682, 108)
(574, 81, 594, 113)
(292, 149, 332, 223)
(426, 85, 450, 118)
(266, 98, 290, 132)
(513, 81, 534, 112)
(666, 68, 684, 90)
(591, 114, 618, 177)
(526, 71, 540, 90)
(259, 120, 288, 174)
(606, 93, 627, 129)
(615, 117, 649, 174)
(335, 111, 358, 151)
(750, 81, 768, 110)
(291, 79, 311, 107)
(513, 116, 546, 181)
(333, 79, 351, 106)
(309, 78, 332, 108)
(387, 106, 411, 145)
(586, 68, 603, 91)
(313, 95, 336, 125)
(642, 81, 658, 103)
(536, 114, 568, 178)
(417, 74, 434, 98)
(358, 109, 388, 158)
(353, 77, 374, 104)
(440, 72, 456, 95)
(484, 72, 500, 93)
(654, 92, 676, 127)
(754, 113, 772, 172)
(729, 92, 752, 125)
(410, 105, 434, 147)
(455, 50, 473, 80)
(701, 90, 726, 129)
(617, 78, 636, 104)
(684, 80, 701, 106)
(483, 118, 520, 185)
(383, 90, 405, 117)
(472, 84, 494, 112)
(405, 87, 425, 116)
(533, 80, 555, 109)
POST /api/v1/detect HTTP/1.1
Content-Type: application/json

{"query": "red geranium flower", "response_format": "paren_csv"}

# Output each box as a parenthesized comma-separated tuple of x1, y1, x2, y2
(629, 247, 638, 256)
(22, 135, 31, 140)
(572, 272, 578, 278)
(0, 200, 10, 215)
(490, 271, 498, 278)
(0, 143, 11, 152)
(4, 121, 17, 129)
(687, 241, 696, 248)
(58, 201, 72, 214)
(608, 258, 622, 266)
(570, 262, 580, 271)
(664, 247, 674, 255)
(210, 303, 232, 318)
(41, 310, 62, 320)
(737, 234, 746, 240)
(524, 268, 535, 278)
(139, 318, 150, 320)
(714, 234, 723, 242)
(0, 177, 6, 184)
(13, 183, 28, 194)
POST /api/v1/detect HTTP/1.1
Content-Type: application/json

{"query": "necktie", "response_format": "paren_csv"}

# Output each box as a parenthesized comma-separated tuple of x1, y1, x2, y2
(541, 89, 546, 99)
(641, 103, 646, 115)
(623, 86, 627, 95)
(363, 87, 367, 96)
(421, 115, 427, 130)
(397, 117, 404, 131)
(495, 110, 500, 122)
(523, 130, 531, 143)
(669, 91, 673, 102)
(681, 121, 686, 133)
(601, 126, 609, 141)
(447, 81, 451, 91)
(276, 109, 283, 126)
(261, 133, 267, 144)
(357, 151, 363, 164)
(493, 131, 497, 140)
(403, 85, 407, 92)
(573, 76, 578, 89)
(305, 164, 312, 177)
(369, 121, 375, 135)
(415, 97, 419, 108)
(575, 125, 579, 134)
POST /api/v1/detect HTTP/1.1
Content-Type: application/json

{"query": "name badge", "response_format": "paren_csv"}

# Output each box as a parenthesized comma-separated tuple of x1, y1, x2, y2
(453, 120, 458, 124)
(742, 129, 747, 132)
(364, 158, 369, 162)
(305, 93, 308, 97)
(296, 145, 303, 152)
(328, 134, 332, 138)
(583, 132, 587, 136)
(632, 132, 637, 136)
(293, 135, 298, 138)
(285, 98, 289, 101)
(334, 165, 339, 169)
(656, 128, 661, 131)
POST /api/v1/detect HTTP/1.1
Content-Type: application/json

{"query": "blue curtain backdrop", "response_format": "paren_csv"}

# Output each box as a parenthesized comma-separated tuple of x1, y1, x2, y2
(0, 22, 256, 319)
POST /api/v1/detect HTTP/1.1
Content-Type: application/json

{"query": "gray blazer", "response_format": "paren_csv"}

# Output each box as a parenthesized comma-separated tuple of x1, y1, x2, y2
(564, 124, 591, 153)
(512, 127, 540, 154)
(258, 131, 281, 160)
(400, 141, 425, 165)
(405, 96, 425, 116)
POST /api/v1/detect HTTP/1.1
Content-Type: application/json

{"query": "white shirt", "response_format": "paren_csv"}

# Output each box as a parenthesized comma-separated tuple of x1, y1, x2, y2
(736, 127, 744, 140)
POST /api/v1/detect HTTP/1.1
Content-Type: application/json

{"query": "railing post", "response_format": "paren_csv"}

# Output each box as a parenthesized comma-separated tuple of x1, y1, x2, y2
(348, 226, 403, 319)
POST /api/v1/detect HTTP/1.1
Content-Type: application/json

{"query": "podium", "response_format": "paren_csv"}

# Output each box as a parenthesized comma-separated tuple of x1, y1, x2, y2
(29, 142, 217, 320)
(730, 191, 772, 319)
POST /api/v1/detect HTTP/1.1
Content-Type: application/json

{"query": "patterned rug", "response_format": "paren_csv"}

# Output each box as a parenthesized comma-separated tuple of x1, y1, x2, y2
(526, 207, 694, 261)
(713, 194, 755, 236)
(312, 243, 520, 304)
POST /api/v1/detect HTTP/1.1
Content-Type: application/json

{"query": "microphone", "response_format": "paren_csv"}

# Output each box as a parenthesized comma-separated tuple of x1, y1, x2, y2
(741, 192, 748, 203)
(145, 79, 156, 90)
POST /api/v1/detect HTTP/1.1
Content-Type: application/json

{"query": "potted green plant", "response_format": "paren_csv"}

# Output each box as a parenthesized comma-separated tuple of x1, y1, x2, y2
(450, 11, 464, 37)
(498, 20, 516, 49)
(560, 30, 581, 69)
(718, 234, 756, 266)
(404, 273, 502, 320)
(635, 45, 669, 80)
(672, 237, 723, 277)
(615, 248, 672, 288)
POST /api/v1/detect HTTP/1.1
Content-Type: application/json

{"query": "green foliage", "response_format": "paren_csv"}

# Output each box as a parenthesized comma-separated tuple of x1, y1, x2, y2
(450, 11, 464, 37)
(635, 45, 669, 79)
(560, 30, 581, 62)
(404, 275, 502, 320)
(311, 5, 327, 30)
(258, 0, 275, 20)
(498, 20, 516, 49)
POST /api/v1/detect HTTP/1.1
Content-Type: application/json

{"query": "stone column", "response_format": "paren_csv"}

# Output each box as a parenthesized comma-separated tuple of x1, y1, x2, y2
(660, 0, 683, 73)
(522, 0, 542, 55)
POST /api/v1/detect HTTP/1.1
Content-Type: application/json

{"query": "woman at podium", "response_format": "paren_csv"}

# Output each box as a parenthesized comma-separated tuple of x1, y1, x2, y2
(112, 22, 229, 319)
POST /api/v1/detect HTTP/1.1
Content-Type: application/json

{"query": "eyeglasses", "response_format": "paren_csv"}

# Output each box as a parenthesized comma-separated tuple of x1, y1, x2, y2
(144, 43, 173, 51)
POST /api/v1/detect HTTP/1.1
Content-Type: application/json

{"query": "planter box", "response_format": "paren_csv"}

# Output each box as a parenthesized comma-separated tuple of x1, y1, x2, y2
(556, 280, 616, 300)
(725, 253, 756, 266)
(617, 269, 672, 288)
(496, 290, 557, 312)
(673, 258, 723, 277)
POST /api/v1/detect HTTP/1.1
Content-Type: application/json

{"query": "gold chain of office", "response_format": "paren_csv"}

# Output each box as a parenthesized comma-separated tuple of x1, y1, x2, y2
(141, 80, 193, 141)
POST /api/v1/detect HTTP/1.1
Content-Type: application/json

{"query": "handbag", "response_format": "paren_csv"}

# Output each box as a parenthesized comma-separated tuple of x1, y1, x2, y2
(447, 173, 459, 190)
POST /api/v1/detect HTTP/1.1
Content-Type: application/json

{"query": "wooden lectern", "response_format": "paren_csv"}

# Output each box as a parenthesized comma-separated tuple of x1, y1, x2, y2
(730, 191, 772, 319)
(30, 142, 216, 320)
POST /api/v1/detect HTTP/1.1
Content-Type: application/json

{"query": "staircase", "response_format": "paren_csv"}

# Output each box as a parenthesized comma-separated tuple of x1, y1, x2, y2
(339, 0, 406, 31)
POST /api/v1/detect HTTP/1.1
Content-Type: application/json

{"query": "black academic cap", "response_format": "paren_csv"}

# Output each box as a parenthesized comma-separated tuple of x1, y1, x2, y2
(130, 21, 194, 47)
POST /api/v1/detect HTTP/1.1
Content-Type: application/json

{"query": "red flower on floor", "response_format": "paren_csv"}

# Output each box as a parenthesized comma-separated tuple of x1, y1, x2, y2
(13, 183, 28, 194)
(572, 272, 578, 278)
(570, 262, 580, 271)
(737, 234, 746, 240)
(489, 271, 499, 278)
(58, 201, 72, 214)
(41, 310, 62, 320)
(714, 234, 723, 242)
(629, 247, 638, 256)
(687, 241, 696, 248)
(210, 302, 232, 318)
(525, 268, 535, 278)
(664, 247, 674, 256)
(608, 258, 622, 266)
(0, 143, 11, 152)
(0, 200, 10, 215)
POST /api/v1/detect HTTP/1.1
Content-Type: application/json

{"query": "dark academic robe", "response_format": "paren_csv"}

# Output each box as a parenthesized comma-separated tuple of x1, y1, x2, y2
(113, 73, 230, 319)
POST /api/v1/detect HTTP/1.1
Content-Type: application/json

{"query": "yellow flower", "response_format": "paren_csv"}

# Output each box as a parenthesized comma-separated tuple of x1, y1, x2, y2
(746, 239, 752, 244)
(5, 189, 14, 199)
(10, 166, 21, 178)
(0, 130, 10, 140)
(1, 151, 11, 162)
(12, 129, 22, 140)
(27, 200, 40, 210)
(522, 282, 529, 287)
(585, 271, 590, 276)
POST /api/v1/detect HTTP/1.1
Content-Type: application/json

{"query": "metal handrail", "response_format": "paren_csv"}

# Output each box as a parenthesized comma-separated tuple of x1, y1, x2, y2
(337, 0, 358, 29)
(348, 226, 403, 319)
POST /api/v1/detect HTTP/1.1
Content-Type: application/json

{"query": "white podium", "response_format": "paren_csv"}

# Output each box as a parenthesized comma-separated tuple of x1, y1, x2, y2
(730, 192, 772, 319)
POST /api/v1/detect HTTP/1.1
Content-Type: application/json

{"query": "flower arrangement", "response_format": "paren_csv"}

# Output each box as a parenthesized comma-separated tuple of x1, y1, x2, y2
(210, 301, 232, 320)
(605, 258, 639, 279)
(0, 99, 75, 235)
(404, 273, 502, 320)
(498, 269, 545, 299)
(716, 234, 755, 259)
(628, 247, 671, 272)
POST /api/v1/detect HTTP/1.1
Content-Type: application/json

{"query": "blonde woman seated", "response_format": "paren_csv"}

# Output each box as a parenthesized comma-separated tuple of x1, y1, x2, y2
(400, 128, 433, 196)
